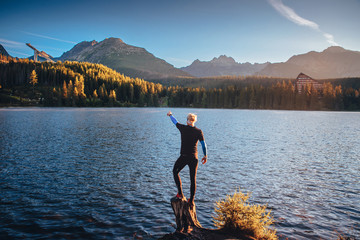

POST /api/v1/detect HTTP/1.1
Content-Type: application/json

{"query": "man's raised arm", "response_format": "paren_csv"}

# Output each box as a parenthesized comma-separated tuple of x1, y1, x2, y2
(167, 111, 178, 125)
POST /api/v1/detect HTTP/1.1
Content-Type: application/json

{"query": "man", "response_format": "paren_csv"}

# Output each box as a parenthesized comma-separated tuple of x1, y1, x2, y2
(167, 111, 207, 207)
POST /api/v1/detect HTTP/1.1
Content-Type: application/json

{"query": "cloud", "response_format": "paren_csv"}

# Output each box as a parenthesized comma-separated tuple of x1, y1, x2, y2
(268, 0, 338, 46)
(268, 0, 319, 29)
(323, 33, 338, 46)
(0, 38, 23, 48)
(7, 50, 31, 57)
(22, 31, 77, 44)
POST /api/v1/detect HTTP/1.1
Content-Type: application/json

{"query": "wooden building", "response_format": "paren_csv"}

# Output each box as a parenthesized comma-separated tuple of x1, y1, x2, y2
(295, 73, 322, 93)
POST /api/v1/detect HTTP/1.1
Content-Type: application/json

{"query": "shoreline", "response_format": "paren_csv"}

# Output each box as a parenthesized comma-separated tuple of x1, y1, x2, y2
(1, 104, 360, 112)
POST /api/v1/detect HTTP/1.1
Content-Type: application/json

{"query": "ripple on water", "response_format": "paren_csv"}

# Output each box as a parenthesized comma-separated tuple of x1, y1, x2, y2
(0, 108, 360, 239)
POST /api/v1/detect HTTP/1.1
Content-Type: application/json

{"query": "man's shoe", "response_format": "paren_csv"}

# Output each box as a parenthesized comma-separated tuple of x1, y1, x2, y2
(176, 193, 183, 199)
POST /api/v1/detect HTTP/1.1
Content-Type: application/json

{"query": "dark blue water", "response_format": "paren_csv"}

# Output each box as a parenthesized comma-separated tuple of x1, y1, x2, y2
(1, 108, 359, 239)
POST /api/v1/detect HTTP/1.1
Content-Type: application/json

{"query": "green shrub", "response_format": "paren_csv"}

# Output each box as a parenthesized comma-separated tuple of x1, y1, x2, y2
(213, 189, 278, 240)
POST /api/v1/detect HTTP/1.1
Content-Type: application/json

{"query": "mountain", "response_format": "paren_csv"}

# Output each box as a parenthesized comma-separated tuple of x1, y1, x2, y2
(181, 55, 269, 77)
(59, 40, 97, 60)
(58, 37, 191, 79)
(0, 44, 10, 56)
(257, 46, 360, 78)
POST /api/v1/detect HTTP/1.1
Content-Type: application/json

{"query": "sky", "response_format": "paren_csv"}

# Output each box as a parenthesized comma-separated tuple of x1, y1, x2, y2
(1, 0, 359, 68)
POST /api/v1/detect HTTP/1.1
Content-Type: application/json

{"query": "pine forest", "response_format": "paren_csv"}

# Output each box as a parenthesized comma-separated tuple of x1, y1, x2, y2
(1, 54, 360, 111)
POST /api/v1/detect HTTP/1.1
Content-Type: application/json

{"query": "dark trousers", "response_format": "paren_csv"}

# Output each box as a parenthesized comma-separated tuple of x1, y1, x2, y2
(173, 155, 199, 201)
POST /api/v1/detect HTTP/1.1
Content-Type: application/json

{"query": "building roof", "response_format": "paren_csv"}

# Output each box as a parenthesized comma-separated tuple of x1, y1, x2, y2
(296, 72, 313, 80)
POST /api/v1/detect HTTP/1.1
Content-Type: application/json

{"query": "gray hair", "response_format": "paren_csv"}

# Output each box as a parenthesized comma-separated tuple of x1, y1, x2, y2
(187, 113, 197, 123)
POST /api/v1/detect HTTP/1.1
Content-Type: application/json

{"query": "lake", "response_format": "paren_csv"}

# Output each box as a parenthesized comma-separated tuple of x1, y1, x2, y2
(0, 108, 359, 239)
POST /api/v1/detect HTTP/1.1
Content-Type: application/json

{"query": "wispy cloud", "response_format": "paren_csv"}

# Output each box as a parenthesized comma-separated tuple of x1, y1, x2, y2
(0, 38, 23, 47)
(323, 33, 337, 46)
(7, 50, 31, 57)
(268, 0, 319, 30)
(268, 0, 338, 46)
(22, 31, 76, 44)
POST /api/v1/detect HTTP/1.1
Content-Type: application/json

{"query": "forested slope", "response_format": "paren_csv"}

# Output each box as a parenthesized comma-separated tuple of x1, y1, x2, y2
(1, 54, 359, 110)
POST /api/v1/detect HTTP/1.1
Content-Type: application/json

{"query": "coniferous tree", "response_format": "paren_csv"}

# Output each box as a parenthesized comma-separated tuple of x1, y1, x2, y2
(1, 54, 359, 110)
(93, 89, 98, 99)
(29, 69, 38, 96)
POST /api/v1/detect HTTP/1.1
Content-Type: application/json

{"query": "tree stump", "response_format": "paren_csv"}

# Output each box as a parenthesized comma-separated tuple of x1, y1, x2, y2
(160, 198, 253, 240)
(171, 196, 202, 233)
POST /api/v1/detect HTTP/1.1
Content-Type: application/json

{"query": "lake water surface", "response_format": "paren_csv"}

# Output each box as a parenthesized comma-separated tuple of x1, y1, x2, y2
(0, 108, 359, 239)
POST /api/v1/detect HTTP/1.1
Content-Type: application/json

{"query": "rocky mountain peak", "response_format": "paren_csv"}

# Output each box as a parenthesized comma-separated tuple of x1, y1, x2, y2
(77, 40, 98, 48)
(0, 44, 10, 56)
(211, 55, 236, 64)
(181, 55, 269, 77)
(59, 40, 97, 60)
(101, 37, 125, 45)
(258, 46, 360, 78)
(59, 37, 190, 79)
(323, 46, 347, 53)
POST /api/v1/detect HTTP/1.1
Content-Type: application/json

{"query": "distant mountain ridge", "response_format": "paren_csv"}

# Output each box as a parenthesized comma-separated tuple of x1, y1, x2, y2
(58, 38, 191, 79)
(181, 55, 270, 77)
(2, 39, 360, 79)
(257, 46, 360, 78)
(0, 44, 10, 57)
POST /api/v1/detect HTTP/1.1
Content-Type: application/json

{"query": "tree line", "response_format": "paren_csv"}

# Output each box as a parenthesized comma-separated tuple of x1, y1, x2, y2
(0, 54, 359, 110)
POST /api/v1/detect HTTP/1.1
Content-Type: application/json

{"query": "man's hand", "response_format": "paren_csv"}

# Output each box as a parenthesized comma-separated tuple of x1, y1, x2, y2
(167, 111, 172, 116)
(201, 156, 207, 164)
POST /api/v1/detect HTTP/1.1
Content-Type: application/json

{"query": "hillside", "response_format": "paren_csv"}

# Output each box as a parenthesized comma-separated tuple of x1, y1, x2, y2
(257, 46, 360, 78)
(1, 55, 359, 111)
(0, 56, 166, 107)
(181, 55, 269, 77)
(0, 44, 10, 57)
(58, 38, 191, 80)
